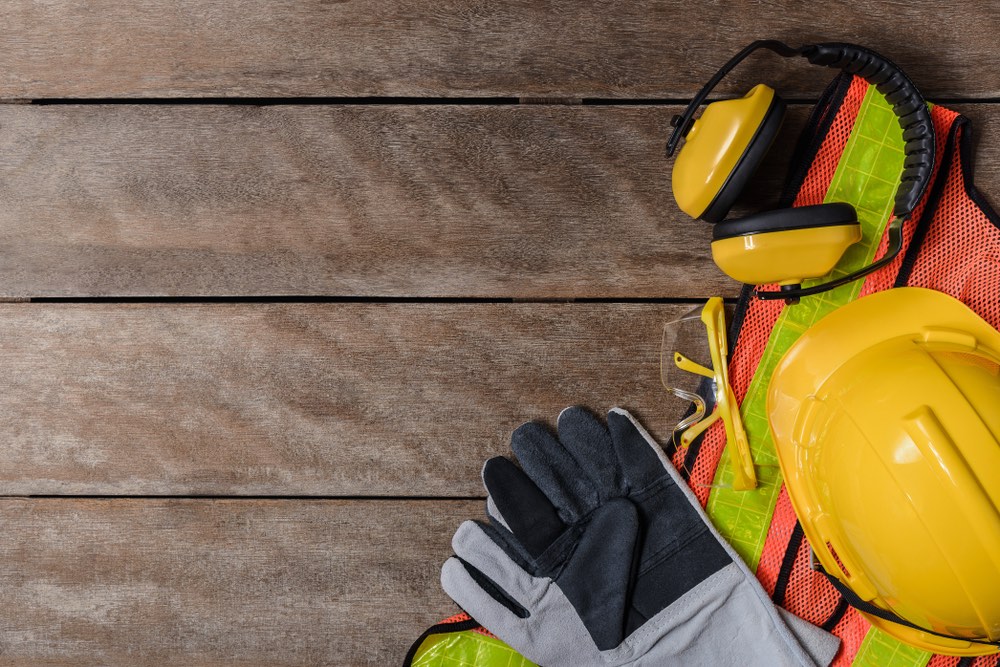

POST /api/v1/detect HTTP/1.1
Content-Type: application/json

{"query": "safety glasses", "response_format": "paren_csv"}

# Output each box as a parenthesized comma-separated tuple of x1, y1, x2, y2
(660, 298, 756, 490)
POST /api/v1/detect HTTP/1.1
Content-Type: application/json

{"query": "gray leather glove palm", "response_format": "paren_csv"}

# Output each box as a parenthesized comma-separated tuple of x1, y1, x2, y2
(441, 407, 840, 666)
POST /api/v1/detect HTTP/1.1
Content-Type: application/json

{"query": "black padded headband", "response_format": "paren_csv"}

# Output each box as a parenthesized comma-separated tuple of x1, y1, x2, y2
(666, 40, 935, 221)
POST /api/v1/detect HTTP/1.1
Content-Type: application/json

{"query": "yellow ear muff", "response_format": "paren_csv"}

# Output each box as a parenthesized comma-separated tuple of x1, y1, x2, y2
(671, 84, 785, 222)
(709, 203, 862, 285)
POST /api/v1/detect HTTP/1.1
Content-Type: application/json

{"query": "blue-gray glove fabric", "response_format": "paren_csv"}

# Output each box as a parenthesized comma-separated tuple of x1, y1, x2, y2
(441, 407, 840, 666)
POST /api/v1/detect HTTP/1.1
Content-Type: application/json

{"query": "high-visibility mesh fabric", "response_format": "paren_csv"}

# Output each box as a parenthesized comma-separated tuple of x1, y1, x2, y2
(764, 103, 1000, 666)
(794, 78, 871, 208)
(852, 629, 932, 666)
(904, 123, 1000, 327)
(755, 104, 964, 666)
(409, 613, 538, 667)
(755, 485, 795, 598)
(429, 612, 498, 639)
(830, 608, 870, 667)
(757, 488, 842, 626)
(707, 82, 912, 569)
(860, 106, 962, 298)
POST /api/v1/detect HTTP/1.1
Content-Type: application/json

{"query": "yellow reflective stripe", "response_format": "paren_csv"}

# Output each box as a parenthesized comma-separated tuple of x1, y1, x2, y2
(852, 628, 932, 667)
(412, 629, 538, 667)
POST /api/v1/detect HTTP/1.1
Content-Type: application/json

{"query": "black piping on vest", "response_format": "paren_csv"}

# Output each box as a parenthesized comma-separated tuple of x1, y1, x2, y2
(894, 117, 961, 287)
(771, 521, 805, 606)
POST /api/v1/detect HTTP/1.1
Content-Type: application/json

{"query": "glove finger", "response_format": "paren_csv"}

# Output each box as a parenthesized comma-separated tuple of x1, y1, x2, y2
(450, 520, 548, 609)
(607, 408, 671, 491)
(441, 556, 567, 667)
(555, 406, 623, 499)
(442, 556, 531, 619)
(483, 456, 566, 559)
(557, 497, 640, 651)
(511, 421, 598, 522)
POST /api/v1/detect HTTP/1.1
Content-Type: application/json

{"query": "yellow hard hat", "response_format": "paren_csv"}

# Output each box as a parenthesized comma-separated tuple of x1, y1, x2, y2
(767, 287, 1000, 656)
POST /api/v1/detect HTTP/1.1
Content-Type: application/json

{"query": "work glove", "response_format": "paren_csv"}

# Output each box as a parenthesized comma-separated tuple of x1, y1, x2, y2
(441, 407, 840, 666)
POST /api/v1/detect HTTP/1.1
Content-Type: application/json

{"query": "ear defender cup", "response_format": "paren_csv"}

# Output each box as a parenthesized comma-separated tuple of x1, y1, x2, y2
(710, 203, 861, 285)
(671, 84, 786, 223)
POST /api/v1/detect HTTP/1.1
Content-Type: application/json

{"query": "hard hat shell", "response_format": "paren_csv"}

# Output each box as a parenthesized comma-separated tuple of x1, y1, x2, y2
(767, 287, 1000, 656)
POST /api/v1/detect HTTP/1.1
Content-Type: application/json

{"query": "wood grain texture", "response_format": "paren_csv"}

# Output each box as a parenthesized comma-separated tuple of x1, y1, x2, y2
(0, 498, 474, 667)
(4, 102, 998, 299)
(0, 103, 818, 298)
(0, 1, 997, 98)
(0, 302, 698, 496)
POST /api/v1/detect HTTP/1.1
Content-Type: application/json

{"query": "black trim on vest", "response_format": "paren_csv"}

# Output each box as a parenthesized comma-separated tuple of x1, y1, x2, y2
(730, 285, 755, 352)
(772, 521, 805, 606)
(821, 597, 850, 632)
(663, 413, 682, 464)
(958, 117, 1000, 231)
(678, 402, 702, 482)
(894, 119, 961, 287)
(402, 616, 482, 666)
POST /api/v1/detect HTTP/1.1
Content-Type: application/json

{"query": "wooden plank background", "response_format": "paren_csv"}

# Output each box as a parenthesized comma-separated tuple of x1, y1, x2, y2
(1, 1, 998, 99)
(0, 303, 685, 496)
(0, 498, 479, 666)
(2, 2, 998, 665)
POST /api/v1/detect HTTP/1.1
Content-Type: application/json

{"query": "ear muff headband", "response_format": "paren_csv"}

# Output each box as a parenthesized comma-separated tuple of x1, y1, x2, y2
(666, 40, 798, 156)
(801, 43, 934, 219)
(666, 40, 935, 222)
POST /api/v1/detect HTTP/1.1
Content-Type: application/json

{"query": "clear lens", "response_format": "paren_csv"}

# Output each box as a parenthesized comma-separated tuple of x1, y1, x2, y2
(661, 307, 718, 448)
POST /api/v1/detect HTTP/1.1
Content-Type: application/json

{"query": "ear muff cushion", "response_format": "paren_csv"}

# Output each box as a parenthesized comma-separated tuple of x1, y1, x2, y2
(701, 93, 787, 223)
(712, 202, 858, 240)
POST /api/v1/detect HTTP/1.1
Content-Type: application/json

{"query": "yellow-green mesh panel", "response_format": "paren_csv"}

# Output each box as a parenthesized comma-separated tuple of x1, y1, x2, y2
(851, 628, 932, 667)
(704, 86, 936, 667)
(412, 630, 538, 667)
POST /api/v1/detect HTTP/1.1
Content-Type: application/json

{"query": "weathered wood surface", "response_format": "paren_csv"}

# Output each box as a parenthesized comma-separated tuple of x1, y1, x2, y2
(4, 102, 998, 298)
(0, 302, 691, 496)
(0, 102, 876, 298)
(0, 498, 476, 667)
(0, 1, 996, 99)
(0, 104, 727, 298)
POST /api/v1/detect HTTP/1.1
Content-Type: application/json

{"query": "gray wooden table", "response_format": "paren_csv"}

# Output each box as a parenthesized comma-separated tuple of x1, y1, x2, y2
(0, 2, 997, 665)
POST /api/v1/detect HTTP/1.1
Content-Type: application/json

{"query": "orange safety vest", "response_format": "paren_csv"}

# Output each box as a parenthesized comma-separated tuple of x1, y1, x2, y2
(672, 71, 1000, 667)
